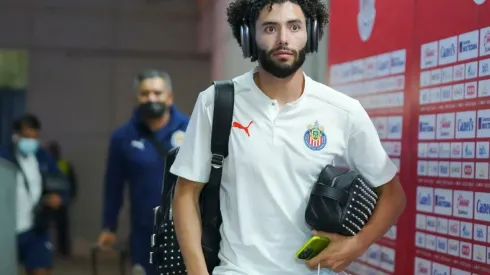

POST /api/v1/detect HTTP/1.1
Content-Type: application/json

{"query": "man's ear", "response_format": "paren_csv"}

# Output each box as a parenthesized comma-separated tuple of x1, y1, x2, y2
(12, 133, 19, 142)
(166, 92, 174, 106)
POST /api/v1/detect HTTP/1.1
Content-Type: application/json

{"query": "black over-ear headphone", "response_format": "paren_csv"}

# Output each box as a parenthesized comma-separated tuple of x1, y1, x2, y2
(239, 17, 319, 59)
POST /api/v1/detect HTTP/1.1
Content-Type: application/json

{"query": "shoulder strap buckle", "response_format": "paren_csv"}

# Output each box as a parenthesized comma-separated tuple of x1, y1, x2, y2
(211, 154, 225, 169)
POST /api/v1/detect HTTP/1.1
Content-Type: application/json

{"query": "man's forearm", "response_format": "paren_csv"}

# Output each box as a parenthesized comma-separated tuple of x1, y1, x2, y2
(173, 187, 208, 274)
(355, 178, 406, 249)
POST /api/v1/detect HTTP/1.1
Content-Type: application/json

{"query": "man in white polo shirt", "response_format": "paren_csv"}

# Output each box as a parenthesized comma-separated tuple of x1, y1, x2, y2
(170, 1, 406, 275)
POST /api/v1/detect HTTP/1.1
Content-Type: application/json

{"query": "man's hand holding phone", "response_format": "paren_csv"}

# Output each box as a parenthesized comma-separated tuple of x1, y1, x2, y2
(305, 230, 365, 273)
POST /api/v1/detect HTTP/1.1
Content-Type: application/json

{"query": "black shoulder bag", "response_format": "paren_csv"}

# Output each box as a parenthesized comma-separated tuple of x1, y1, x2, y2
(297, 165, 380, 260)
(304, 166, 379, 237)
(150, 80, 235, 274)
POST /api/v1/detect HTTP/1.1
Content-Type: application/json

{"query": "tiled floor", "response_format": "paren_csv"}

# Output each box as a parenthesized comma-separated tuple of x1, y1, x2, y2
(18, 254, 131, 275)
(51, 238, 132, 275)
(52, 256, 131, 275)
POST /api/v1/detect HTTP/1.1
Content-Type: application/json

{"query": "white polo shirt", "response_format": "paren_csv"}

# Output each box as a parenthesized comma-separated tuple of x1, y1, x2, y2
(170, 68, 398, 275)
(16, 153, 43, 233)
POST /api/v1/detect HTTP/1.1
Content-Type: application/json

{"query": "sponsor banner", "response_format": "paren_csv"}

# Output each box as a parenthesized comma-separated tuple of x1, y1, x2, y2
(328, 0, 490, 274)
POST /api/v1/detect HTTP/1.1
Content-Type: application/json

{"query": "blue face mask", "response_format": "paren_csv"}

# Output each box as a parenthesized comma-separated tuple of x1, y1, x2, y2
(18, 138, 39, 155)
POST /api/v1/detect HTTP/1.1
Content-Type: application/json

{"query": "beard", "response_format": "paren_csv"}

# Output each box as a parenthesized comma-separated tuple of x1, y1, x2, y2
(257, 45, 307, 79)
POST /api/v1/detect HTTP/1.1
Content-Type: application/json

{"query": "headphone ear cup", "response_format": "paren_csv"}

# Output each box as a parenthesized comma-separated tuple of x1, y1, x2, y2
(240, 24, 251, 58)
(250, 25, 258, 59)
(306, 18, 312, 53)
(311, 19, 319, 53)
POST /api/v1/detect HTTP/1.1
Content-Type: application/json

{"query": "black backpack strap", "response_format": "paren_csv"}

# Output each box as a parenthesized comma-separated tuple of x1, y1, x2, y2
(10, 145, 32, 196)
(146, 134, 169, 159)
(208, 80, 235, 188)
(161, 81, 234, 207)
(200, 80, 234, 272)
(137, 123, 169, 159)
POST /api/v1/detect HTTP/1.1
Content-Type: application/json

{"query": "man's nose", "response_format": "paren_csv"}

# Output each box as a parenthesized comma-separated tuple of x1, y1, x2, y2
(148, 93, 158, 102)
(278, 27, 289, 46)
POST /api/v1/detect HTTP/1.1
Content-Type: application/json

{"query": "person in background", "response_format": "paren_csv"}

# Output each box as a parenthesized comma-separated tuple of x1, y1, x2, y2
(0, 114, 67, 275)
(97, 69, 189, 275)
(45, 140, 77, 257)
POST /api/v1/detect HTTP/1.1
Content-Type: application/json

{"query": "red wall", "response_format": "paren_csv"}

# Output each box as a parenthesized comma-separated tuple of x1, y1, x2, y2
(327, 0, 490, 274)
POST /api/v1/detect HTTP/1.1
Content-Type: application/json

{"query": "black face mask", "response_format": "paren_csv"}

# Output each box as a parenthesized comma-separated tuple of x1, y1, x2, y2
(139, 102, 167, 119)
(257, 45, 307, 79)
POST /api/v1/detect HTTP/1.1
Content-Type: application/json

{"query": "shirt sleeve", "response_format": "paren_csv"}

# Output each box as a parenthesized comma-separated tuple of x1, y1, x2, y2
(345, 101, 398, 188)
(169, 91, 213, 183)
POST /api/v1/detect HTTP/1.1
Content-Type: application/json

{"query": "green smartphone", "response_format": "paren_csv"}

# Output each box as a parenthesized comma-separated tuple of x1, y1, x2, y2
(295, 236, 330, 260)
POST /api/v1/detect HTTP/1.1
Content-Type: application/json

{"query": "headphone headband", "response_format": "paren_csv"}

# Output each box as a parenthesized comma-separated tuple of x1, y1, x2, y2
(239, 17, 320, 58)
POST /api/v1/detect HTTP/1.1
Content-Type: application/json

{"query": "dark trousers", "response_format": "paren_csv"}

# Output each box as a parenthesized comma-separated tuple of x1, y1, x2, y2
(18, 229, 53, 270)
(54, 206, 71, 256)
(130, 226, 154, 275)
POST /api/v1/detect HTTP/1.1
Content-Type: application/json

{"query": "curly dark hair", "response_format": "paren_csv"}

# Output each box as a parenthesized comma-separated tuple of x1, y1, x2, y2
(226, 0, 329, 60)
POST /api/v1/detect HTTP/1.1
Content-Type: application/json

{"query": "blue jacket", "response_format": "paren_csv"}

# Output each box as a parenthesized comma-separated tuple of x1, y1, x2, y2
(0, 144, 69, 204)
(102, 105, 189, 231)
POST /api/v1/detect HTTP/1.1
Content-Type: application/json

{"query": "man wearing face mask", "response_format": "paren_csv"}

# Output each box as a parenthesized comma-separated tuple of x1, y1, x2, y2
(97, 69, 189, 275)
(0, 114, 65, 275)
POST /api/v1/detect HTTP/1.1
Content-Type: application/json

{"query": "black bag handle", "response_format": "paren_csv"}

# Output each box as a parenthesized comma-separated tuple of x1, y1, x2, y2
(160, 147, 179, 208)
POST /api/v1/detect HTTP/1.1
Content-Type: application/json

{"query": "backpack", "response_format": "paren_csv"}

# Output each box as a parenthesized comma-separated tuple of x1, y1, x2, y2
(150, 80, 235, 274)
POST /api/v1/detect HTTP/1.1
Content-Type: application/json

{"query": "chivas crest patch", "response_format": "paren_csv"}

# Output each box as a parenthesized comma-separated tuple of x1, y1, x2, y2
(304, 121, 327, 151)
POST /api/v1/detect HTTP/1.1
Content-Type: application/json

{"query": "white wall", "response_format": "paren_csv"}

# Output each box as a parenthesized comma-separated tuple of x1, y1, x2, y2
(0, 0, 211, 250)
(210, 0, 329, 82)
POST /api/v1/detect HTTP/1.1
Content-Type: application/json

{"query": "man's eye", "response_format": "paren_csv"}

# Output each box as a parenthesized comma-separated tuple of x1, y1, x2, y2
(291, 25, 300, 31)
(265, 26, 275, 33)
